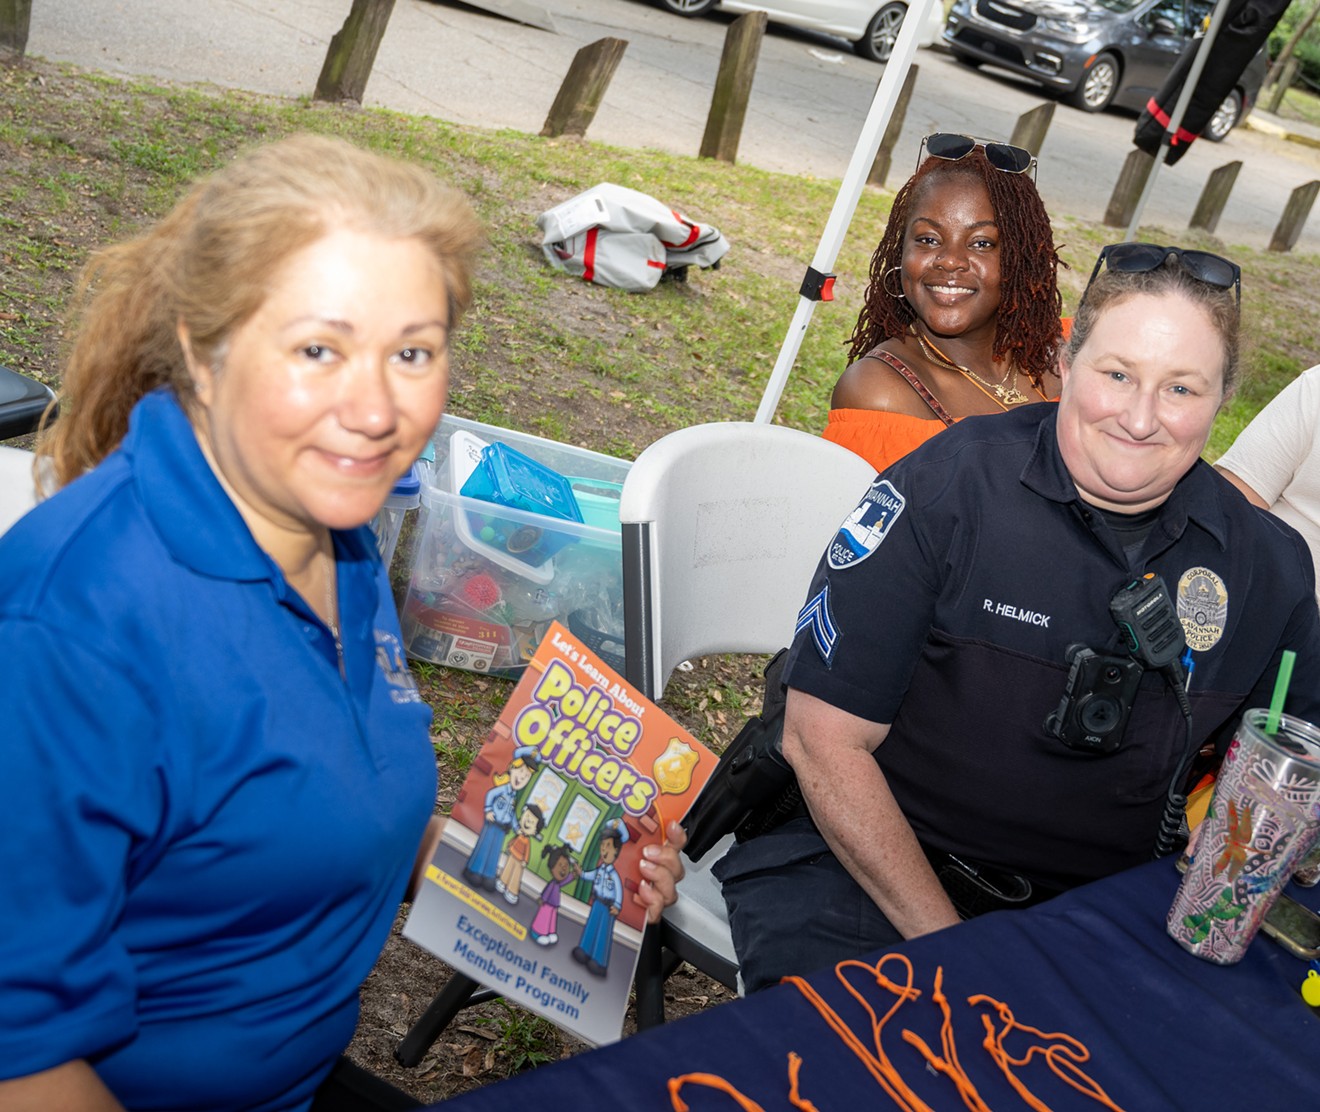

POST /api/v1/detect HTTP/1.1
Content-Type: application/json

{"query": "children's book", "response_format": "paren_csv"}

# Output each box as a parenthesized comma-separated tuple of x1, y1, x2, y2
(403, 620, 719, 1045)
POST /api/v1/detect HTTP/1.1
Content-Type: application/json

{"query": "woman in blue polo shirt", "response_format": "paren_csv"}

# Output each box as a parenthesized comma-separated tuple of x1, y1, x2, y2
(0, 135, 686, 1111)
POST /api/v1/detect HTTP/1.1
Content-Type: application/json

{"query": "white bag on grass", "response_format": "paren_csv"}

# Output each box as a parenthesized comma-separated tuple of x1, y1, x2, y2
(537, 183, 728, 292)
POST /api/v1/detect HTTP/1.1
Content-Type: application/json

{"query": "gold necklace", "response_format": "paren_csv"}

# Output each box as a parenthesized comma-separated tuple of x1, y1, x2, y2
(909, 324, 1030, 407)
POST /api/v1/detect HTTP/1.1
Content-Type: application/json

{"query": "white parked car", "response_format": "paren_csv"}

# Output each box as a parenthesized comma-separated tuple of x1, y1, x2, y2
(658, 0, 945, 62)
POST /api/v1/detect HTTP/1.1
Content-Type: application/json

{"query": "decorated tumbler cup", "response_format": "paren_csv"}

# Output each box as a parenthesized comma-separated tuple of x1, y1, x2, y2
(1167, 708, 1320, 964)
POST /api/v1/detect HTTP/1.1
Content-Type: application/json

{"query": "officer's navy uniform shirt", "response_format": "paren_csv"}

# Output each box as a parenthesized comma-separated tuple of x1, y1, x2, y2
(787, 403, 1320, 892)
(0, 390, 436, 1110)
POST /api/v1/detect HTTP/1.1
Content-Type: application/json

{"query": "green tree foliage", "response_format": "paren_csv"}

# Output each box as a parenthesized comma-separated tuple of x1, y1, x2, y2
(1270, 0, 1320, 88)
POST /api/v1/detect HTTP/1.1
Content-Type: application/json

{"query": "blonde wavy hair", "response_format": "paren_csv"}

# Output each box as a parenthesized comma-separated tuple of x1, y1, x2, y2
(39, 133, 484, 491)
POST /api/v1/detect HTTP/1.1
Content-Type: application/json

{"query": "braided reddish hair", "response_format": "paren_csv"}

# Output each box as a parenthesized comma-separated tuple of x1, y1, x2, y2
(846, 149, 1062, 385)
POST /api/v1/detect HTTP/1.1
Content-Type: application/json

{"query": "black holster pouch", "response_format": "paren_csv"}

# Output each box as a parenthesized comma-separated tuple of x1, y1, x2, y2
(922, 845, 1042, 919)
(682, 649, 803, 863)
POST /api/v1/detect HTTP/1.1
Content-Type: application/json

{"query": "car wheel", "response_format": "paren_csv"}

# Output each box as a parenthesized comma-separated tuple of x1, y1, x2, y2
(1064, 51, 1120, 112)
(658, 0, 718, 14)
(1205, 89, 1242, 142)
(854, 2, 908, 63)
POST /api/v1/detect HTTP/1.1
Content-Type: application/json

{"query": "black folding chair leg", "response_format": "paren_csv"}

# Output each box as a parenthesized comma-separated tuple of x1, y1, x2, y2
(393, 974, 498, 1066)
(633, 932, 686, 1030)
(633, 931, 667, 1030)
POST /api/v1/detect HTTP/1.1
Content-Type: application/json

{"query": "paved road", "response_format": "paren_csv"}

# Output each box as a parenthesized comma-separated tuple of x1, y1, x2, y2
(26, 0, 1320, 251)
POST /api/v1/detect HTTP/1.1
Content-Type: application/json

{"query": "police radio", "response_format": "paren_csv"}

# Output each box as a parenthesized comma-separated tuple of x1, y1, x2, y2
(1044, 573, 1190, 754)
(1110, 573, 1186, 674)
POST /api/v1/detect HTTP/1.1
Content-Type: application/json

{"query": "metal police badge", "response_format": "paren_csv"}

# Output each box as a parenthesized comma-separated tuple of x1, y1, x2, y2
(828, 478, 906, 569)
(1176, 566, 1228, 651)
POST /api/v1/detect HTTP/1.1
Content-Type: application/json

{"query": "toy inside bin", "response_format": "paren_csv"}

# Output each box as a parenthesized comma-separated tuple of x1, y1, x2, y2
(569, 477, 624, 546)
(400, 415, 630, 679)
(459, 441, 584, 568)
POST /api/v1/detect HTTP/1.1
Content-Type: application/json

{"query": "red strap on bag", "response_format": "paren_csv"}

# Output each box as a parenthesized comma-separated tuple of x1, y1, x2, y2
(659, 210, 702, 250)
(582, 226, 599, 283)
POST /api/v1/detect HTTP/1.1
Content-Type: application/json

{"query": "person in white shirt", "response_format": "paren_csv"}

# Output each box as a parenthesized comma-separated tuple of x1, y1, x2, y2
(1216, 363, 1320, 605)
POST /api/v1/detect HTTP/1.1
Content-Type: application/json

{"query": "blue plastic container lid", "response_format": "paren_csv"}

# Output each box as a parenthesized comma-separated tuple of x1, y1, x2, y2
(461, 442, 584, 525)
(392, 465, 421, 497)
(569, 478, 622, 546)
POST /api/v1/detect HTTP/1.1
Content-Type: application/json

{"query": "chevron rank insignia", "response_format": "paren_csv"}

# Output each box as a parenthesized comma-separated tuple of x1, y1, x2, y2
(796, 584, 838, 665)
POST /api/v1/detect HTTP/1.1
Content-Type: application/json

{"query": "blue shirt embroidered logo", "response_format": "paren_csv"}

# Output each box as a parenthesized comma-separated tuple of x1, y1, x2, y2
(376, 629, 424, 703)
(828, 479, 906, 569)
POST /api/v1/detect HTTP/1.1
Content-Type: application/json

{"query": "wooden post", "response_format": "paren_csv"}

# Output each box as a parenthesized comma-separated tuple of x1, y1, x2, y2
(1264, 56, 1300, 115)
(1009, 102, 1055, 157)
(540, 37, 628, 138)
(0, 0, 32, 57)
(700, 11, 768, 163)
(1269, 179, 1320, 253)
(1104, 148, 1156, 228)
(868, 65, 919, 187)
(1189, 161, 1242, 235)
(314, 0, 397, 105)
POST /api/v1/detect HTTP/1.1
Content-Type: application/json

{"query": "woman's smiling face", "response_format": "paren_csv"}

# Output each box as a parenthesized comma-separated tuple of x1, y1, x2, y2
(184, 226, 452, 547)
(900, 174, 1002, 345)
(1056, 291, 1226, 513)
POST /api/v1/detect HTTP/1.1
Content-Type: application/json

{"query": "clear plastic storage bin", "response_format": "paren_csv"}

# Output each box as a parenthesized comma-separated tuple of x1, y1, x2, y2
(399, 414, 630, 679)
(372, 464, 422, 569)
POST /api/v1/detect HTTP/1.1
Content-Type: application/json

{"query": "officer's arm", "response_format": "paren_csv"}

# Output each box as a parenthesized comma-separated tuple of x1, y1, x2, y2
(781, 687, 960, 939)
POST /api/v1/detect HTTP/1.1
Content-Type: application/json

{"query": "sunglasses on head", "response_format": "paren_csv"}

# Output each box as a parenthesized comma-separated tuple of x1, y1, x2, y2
(919, 133, 1037, 180)
(1082, 242, 1241, 309)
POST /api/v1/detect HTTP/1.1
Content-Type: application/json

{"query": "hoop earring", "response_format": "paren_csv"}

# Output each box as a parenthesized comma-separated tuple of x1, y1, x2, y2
(882, 265, 906, 301)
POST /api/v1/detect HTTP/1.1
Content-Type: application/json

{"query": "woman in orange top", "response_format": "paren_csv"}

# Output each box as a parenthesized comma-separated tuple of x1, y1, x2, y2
(826, 134, 1064, 473)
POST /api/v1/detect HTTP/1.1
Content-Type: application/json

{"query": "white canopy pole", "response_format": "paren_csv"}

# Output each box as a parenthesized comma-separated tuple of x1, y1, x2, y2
(754, 0, 938, 424)
(1123, 0, 1234, 241)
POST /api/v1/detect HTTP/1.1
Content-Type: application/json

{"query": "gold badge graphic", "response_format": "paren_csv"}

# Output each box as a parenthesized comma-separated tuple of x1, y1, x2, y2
(1177, 566, 1228, 651)
(653, 738, 700, 795)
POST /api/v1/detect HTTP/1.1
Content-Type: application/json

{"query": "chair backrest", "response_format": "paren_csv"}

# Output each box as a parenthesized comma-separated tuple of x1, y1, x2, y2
(0, 445, 38, 537)
(620, 422, 876, 699)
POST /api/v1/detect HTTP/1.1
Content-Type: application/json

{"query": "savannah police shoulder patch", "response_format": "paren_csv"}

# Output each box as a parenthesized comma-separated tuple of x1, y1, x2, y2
(827, 478, 906, 570)
(1176, 566, 1228, 651)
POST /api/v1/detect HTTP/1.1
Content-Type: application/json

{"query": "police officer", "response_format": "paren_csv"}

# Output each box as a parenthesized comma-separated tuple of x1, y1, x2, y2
(716, 245, 1320, 993)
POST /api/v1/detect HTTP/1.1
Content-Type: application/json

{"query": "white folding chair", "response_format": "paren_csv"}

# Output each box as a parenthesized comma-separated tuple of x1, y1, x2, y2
(0, 445, 39, 537)
(619, 421, 876, 1026)
(394, 422, 875, 1063)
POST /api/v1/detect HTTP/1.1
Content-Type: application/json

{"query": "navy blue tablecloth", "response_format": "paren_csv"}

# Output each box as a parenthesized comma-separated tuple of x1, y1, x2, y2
(428, 858, 1318, 1110)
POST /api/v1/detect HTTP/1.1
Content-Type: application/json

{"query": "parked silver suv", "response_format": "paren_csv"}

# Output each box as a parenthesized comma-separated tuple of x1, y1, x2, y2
(943, 0, 1267, 141)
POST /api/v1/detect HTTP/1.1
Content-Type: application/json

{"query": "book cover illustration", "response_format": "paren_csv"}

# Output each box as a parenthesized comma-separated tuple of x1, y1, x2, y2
(403, 620, 717, 1045)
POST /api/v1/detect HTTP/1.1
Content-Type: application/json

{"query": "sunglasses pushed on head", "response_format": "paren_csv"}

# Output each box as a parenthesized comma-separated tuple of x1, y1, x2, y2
(1080, 242, 1241, 313)
(919, 133, 1037, 181)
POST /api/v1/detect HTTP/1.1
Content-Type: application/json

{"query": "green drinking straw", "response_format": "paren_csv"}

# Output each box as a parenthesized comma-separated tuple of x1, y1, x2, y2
(1266, 649, 1297, 735)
